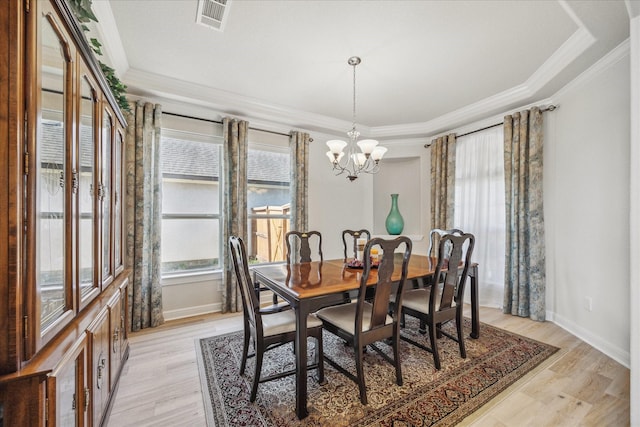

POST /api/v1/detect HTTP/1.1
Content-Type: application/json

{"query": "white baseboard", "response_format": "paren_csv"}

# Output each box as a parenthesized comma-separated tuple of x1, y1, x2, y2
(163, 291, 279, 321)
(163, 303, 222, 321)
(552, 312, 630, 369)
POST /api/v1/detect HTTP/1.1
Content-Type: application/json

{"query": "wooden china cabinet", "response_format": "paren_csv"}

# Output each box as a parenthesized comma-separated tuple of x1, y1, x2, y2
(0, 0, 130, 425)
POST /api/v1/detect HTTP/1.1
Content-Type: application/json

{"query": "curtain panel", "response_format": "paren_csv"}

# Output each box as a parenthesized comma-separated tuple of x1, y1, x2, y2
(503, 107, 546, 321)
(430, 133, 457, 230)
(454, 127, 506, 308)
(221, 118, 249, 313)
(290, 131, 310, 232)
(125, 101, 164, 331)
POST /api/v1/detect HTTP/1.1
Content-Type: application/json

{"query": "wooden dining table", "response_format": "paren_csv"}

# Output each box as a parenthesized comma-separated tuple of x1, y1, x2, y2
(252, 254, 480, 419)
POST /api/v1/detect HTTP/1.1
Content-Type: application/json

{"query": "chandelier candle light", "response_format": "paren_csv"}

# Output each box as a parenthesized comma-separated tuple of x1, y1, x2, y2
(326, 56, 387, 181)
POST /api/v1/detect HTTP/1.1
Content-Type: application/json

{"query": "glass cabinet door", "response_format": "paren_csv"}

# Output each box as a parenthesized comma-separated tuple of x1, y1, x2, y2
(101, 111, 113, 286)
(37, 9, 72, 334)
(78, 74, 98, 306)
(47, 334, 88, 427)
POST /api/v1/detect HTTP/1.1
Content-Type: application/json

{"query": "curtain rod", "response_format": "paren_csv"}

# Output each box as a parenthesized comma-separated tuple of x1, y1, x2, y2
(424, 104, 557, 148)
(162, 111, 292, 138)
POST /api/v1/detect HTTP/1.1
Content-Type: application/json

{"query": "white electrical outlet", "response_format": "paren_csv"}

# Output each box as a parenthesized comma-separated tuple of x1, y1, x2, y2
(584, 296, 593, 312)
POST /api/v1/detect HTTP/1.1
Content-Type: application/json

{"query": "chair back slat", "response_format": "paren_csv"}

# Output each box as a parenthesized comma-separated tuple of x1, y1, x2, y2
(357, 236, 412, 331)
(285, 231, 323, 263)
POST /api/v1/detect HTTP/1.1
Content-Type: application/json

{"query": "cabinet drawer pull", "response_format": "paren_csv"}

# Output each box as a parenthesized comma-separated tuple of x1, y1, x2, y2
(72, 170, 79, 193)
(113, 327, 120, 353)
(97, 355, 106, 389)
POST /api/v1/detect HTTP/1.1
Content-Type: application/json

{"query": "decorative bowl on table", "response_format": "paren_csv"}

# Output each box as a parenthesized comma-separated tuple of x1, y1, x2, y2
(346, 258, 379, 269)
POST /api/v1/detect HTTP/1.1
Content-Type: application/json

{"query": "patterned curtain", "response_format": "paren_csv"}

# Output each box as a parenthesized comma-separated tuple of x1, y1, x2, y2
(290, 131, 310, 231)
(125, 101, 164, 331)
(503, 107, 546, 321)
(221, 118, 248, 313)
(430, 133, 456, 230)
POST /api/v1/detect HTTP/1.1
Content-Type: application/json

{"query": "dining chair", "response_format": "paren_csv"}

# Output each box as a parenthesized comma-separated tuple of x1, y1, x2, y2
(341, 229, 371, 262)
(427, 228, 465, 258)
(285, 230, 323, 263)
(316, 236, 412, 405)
(229, 236, 325, 402)
(417, 228, 466, 288)
(397, 232, 475, 370)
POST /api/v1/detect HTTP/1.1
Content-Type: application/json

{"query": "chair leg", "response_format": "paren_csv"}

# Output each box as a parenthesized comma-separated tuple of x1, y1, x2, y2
(393, 332, 403, 386)
(429, 321, 441, 370)
(342, 291, 351, 303)
(419, 318, 427, 334)
(240, 327, 250, 375)
(355, 344, 368, 405)
(456, 310, 467, 359)
(250, 345, 264, 402)
(316, 333, 325, 384)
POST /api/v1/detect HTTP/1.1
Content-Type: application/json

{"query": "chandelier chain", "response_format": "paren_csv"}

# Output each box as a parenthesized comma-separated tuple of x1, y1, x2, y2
(352, 60, 357, 131)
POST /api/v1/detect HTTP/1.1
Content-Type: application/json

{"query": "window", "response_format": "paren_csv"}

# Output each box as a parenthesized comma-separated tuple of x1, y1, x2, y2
(454, 126, 505, 308)
(160, 118, 292, 276)
(160, 115, 223, 276)
(246, 130, 291, 264)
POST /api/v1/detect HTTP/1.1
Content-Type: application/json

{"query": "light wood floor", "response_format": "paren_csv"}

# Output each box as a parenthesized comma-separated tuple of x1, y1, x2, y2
(106, 306, 629, 426)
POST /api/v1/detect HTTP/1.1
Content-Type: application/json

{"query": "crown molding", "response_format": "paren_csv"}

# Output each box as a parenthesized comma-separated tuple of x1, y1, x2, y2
(525, 27, 595, 93)
(90, 0, 129, 76)
(123, 68, 375, 136)
(116, 3, 603, 142)
(554, 38, 630, 99)
(370, 26, 595, 140)
(124, 65, 557, 142)
(123, 21, 594, 142)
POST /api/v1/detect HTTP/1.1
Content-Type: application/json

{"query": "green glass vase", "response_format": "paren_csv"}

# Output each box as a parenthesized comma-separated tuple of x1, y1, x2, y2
(385, 193, 404, 235)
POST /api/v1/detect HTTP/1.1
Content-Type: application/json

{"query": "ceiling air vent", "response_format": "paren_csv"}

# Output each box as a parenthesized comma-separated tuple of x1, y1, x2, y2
(196, 0, 231, 31)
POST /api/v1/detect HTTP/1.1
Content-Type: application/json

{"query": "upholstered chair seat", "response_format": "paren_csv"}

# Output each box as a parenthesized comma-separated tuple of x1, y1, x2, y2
(317, 302, 392, 335)
(402, 285, 451, 314)
(262, 310, 322, 337)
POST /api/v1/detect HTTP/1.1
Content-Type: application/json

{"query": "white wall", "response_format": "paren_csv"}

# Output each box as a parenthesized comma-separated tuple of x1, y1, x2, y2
(162, 273, 222, 319)
(308, 136, 431, 258)
(544, 42, 630, 366)
(307, 131, 374, 260)
(629, 14, 640, 427)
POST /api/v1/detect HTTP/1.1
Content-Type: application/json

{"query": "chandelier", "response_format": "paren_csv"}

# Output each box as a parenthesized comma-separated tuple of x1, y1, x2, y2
(326, 56, 387, 181)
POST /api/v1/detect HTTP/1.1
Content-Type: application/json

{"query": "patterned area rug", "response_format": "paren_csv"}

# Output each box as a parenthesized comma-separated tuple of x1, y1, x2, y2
(196, 318, 558, 426)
